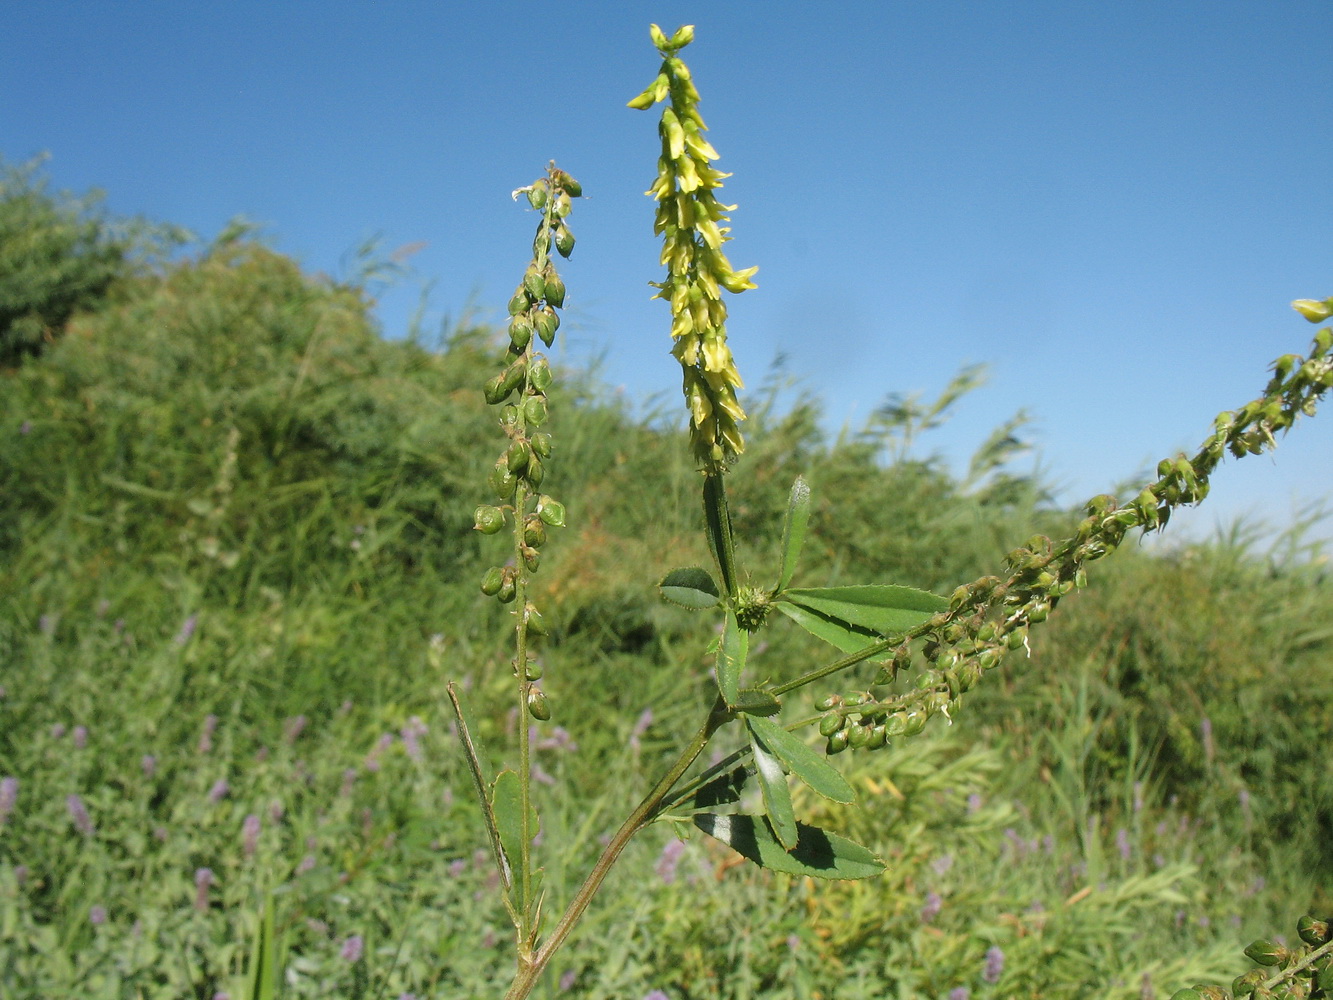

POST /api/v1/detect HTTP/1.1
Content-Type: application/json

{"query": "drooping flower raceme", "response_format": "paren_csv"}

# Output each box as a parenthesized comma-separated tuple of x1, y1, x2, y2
(629, 24, 758, 474)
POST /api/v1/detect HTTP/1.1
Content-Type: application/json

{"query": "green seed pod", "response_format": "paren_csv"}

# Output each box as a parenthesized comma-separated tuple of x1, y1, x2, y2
(1243, 939, 1286, 967)
(1027, 602, 1050, 623)
(524, 658, 543, 680)
(884, 713, 908, 737)
(506, 440, 531, 474)
(523, 395, 548, 426)
(522, 546, 540, 572)
(529, 357, 553, 393)
(480, 566, 504, 596)
(1297, 915, 1330, 946)
(871, 663, 896, 686)
(818, 714, 841, 738)
(554, 222, 575, 258)
(523, 264, 546, 302)
(1167, 992, 1202, 1000)
(814, 694, 841, 711)
(508, 316, 534, 352)
(826, 730, 849, 754)
(847, 724, 870, 749)
(527, 686, 551, 721)
(524, 604, 549, 636)
(526, 180, 549, 210)
(483, 374, 511, 405)
(866, 724, 887, 750)
(537, 496, 566, 527)
(473, 505, 506, 534)
(497, 572, 517, 604)
(508, 287, 532, 316)
(501, 404, 520, 427)
(524, 453, 544, 487)
(489, 459, 518, 501)
(534, 306, 560, 347)
(543, 270, 566, 308)
(523, 517, 547, 548)
(1233, 970, 1266, 996)
(1006, 626, 1028, 650)
(553, 192, 572, 218)
(531, 432, 553, 458)
(843, 692, 868, 707)
(551, 169, 582, 197)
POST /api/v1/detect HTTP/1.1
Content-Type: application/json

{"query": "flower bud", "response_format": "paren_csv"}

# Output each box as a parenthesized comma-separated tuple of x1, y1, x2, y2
(1292, 298, 1333, 323)
(550, 169, 582, 197)
(473, 505, 506, 534)
(649, 23, 669, 48)
(527, 687, 551, 721)
(1297, 914, 1330, 946)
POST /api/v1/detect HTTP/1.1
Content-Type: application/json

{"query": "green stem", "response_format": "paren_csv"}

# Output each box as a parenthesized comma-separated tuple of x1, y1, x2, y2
(502, 697, 731, 1000)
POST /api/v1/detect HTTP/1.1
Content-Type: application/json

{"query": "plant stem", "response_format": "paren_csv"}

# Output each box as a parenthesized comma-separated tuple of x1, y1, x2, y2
(501, 696, 731, 1000)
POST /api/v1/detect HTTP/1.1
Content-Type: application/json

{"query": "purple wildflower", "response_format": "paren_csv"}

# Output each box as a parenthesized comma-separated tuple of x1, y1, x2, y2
(207, 779, 229, 804)
(966, 793, 982, 813)
(630, 708, 654, 752)
(66, 794, 94, 836)
(39, 614, 56, 636)
(365, 733, 394, 772)
(931, 853, 954, 877)
(448, 858, 468, 878)
(340, 934, 364, 962)
(195, 868, 213, 910)
(559, 970, 577, 991)
(51, 722, 66, 740)
(983, 946, 1005, 984)
(1116, 827, 1131, 861)
(213, 993, 230, 1000)
(198, 714, 218, 754)
(1200, 716, 1214, 763)
(175, 614, 198, 645)
(0, 777, 17, 824)
(921, 891, 943, 923)
(340, 768, 358, 797)
(19, 420, 31, 435)
(13, 865, 27, 885)
(95, 599, 110, 617)
(1238, 788, 1251, 813)
(643, 992, 670, 1000)
(655, 839, 687, 885)
(269, 800, 284, 823)
(1133, 781, 1144, 813)
(401, 716, 427, 762)
(530, 762, 556, 786)
(298, 853, 317, 874)
(242, 814, 261, 857)
(72, 725, 88, 749)
(90, 904, 107, 926)
(284, 715, 308, 744)
(141, 754, 157, 777)
(1140, 973, 1155, 1000)
(949, 990, 971, 1000)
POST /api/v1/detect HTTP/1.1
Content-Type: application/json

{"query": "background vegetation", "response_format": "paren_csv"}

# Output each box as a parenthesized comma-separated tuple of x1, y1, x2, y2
(1, 163, 1329, 999)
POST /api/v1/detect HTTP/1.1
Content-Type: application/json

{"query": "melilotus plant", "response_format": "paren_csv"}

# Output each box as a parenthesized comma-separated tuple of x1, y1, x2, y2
(452, 25, 1333, 1000)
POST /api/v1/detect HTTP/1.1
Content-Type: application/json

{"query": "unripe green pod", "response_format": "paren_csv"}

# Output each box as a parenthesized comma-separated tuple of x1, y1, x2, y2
(1243, 939, 1286, 967)
(1233, 970, 1266, 995)
(1167, 992, 1201, 1000)
(1297, 914, 1330, 946)
(526, 180, 549, 210)
(524, 658, 543, 680)
(524, 604, 549, 636)
(483, 374, 511, 405)
(848, 724, 870, 749)
(551, 169, 582, 197)
(508, 287, 532, 316)
(826, 730, 849, 754)
(523, 264, 546, 302)
(522, 546, 540, 572)
(1006, 626, 1028, 650)
(524, 453, 544, 487)
(508, 316, 533, 352)
(818, 713, 841, 738)
(527, 686, 551, 721)
(480, 566, 504, 596)
(501, 404, 520, 427)
(553, 192, 572, 218)
(543, 269, 566, 307)
(814, 694, 841, 711)
(537, 496, 565, 527)
(871, 663, 896, 686)
(843, 692, 868, 707)
(523, 517, 547, 548)
(554, 222, 575, 258)
(523, 395, 548, 426)
(531, 432, 553, 458)
(497, 573, 517, 604)
(473, 505, 506, 534)
(534, 306, 560, 347)
(884, 713, 908, 737)
(489, 459, 518, 501)
(866, 724, 887, 750)
(506, 440, 531, 474)
(1027, 602, 1050, 623)
(529, 357, 553, 393)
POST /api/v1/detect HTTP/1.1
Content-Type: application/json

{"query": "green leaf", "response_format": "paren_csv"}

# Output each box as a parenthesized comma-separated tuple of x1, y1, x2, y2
(689, 764, 751, 810)
(703, 473, 738, 598)
(775, 476, 812, 592)
(693, 814, 886, 880)
(746, 715, 855, 804)
(774, 599, 884, 654)
(716, 609, 746, 705)
(731, 687, 782, 717)
(749, 727, 798, 849)
(781, 585, 947, 635)
(659, 567, 721, 609)
(491, 770, 537, 894)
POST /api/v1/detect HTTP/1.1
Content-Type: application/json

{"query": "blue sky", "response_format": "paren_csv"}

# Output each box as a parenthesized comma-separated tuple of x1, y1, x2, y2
(6, 2, 1332, 545)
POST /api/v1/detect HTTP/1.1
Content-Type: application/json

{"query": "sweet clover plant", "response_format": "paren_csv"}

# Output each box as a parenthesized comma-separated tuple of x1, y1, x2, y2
(449, 25, 1333, 1000)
